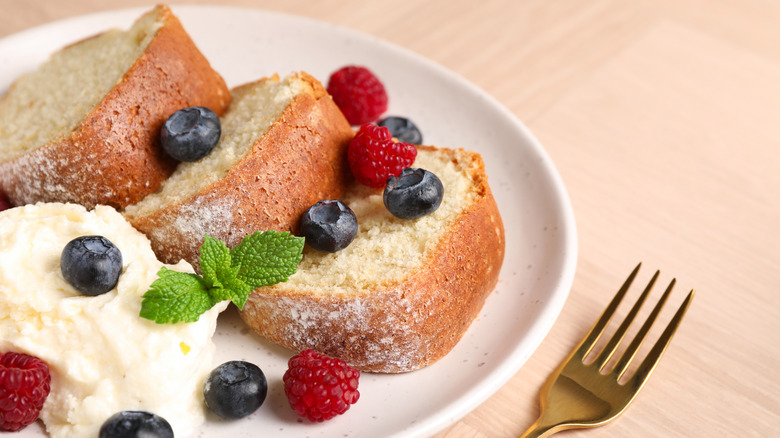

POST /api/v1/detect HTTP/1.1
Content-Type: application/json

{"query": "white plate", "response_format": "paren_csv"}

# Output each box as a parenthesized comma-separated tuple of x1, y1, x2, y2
(0, 6, 577, 438)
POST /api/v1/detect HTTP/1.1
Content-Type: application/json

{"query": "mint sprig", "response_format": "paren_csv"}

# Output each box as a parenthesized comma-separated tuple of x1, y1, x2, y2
(140, 231, 304, 324)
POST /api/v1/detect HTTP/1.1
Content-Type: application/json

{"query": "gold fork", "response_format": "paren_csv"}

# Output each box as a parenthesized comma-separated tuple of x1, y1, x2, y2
(520, 263, 694, 437)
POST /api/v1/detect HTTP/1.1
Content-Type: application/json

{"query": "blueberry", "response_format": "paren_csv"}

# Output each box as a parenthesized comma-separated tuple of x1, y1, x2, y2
(204, 361, 268, 419)
(160, 106, 221, 162)
(299, 200, 358, 253)
(377, 116, 423, 144)
(384, 168, 444, 219)
(61, 235, 122, 296)
(99, 411, 173, 438)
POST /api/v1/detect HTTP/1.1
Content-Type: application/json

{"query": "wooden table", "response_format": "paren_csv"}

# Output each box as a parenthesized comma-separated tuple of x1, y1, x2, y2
(1, 1, 777, 436)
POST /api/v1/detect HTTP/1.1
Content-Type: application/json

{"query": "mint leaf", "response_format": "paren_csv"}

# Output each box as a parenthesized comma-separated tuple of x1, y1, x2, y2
(140, 267, 214, 323)
(231, 230, 305, 289)
(199, 234, 232, 289)
(141, 231, 304, 324)
(210, 268, 253, 310)
(207, 256, 252, 309)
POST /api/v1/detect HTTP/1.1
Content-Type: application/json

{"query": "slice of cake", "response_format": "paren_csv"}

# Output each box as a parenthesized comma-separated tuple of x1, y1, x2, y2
(0, 4, 230, 209)
(239, 146, 506, 373)
(123, 72, 354, 267)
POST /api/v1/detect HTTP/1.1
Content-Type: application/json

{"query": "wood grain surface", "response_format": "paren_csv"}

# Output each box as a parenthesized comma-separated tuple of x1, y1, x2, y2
(1, 1, 777, 436)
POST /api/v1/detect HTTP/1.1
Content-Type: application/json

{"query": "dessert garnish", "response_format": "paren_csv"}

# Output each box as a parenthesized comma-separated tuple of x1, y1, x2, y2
(60, 235, 123, 296)
(203, 361, 268, 419)
(283, 349, 360, 422)
(140, 231, 303, 324)
(378, 116, 423, 145)
(384, 168, 444, 219)
(326, 65, 388, 125)
(0, 352, 51, 432)
(299, 200, 358, 253)
(99, 411, 173, 438)
(160, 106, 222, 162)
(348, 123, 417, 188)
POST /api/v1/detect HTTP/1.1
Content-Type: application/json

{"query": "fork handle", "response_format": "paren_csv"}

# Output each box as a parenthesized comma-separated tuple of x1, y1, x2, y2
(519, 417, 560, 438)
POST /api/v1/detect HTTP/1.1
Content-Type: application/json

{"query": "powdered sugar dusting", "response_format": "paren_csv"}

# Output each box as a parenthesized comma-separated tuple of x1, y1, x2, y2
(143, 194, 237, 265)
(0, 143, 125, 208)
(171, 196, 236, 246)
(255, 290, 427, 372)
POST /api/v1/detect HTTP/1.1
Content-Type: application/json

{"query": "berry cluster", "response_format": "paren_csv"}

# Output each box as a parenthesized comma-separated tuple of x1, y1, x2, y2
(198, 351, 359, 424)
(301, 66, 444, 254)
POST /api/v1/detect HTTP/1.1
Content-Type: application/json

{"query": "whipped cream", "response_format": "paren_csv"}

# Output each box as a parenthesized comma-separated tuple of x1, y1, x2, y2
(0, 203, 226, 437)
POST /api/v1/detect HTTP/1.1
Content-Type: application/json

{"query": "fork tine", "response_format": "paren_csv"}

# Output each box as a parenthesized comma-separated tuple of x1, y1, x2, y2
(628, 289, 695, 388)
(614, 277, 674, 379)
(575, 262, 641, 361)
(594, 270, 659, 370)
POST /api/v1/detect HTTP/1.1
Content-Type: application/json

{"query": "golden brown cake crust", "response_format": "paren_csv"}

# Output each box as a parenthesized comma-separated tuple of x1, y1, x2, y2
(0, 5, 230, 208)
(239, 148, 506, 373)
(127, 72, 354, 267)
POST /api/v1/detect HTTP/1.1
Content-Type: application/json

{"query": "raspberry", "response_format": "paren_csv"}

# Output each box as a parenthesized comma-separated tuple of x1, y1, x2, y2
(327, 66, 388, 125)
(0, 192, 11, 212)
(348, 124, 417, 188)
(283, 349, 360, 422)
(0, 352, 51, 432)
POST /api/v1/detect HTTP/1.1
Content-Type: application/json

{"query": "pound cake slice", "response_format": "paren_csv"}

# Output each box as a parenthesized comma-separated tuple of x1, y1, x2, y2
(239, 146, 505, 373)
(123, 72, 354, 267)
(0, 4, 230, 208)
